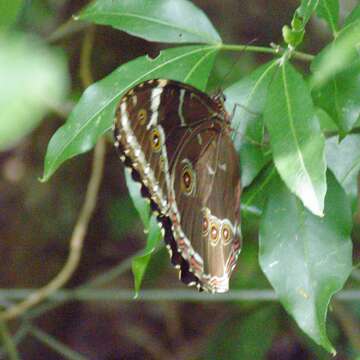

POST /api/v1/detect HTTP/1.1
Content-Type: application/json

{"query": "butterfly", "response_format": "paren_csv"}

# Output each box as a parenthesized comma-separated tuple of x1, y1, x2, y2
(114, 79, 241, 293)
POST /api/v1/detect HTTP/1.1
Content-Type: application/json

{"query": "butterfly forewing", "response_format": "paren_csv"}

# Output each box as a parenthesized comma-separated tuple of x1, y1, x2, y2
(114, 79, 241, 292)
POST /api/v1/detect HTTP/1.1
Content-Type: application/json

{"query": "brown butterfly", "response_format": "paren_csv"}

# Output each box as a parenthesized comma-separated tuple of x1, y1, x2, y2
(114, 79, 241, 293)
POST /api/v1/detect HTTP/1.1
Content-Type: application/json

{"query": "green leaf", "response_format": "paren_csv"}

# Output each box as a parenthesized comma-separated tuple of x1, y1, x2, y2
(264, 61, 326, 217)
(224, 61, 277, 186)
(296, 0, 320, 27)
(0, 0, 23, 30)
(42, 44, 219, 181)
(344, 4, 360, 27)
(132, 216, 162, 296)
(0, 33, 68, 151)
(239, 143, 271, 188)
(315, 108, 338, 133)
(283, 0, 319, 47)
(225, 61, 277, 150)
(316, 0, 339, 35)
(326, 135, 360, 209)
(241, 164, 276, 218)
(282, 24, 305, 48)
(312, 60, 360, 134)
(78, 0, 221, 44)
(125, 170, 150, 229)
(310, 19, 360, 87)
(205, 306, 279, 360)
(259, 173, 353, 353)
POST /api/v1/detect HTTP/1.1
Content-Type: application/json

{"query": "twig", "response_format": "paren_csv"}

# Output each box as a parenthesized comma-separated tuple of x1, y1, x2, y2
(1, 288, 359, 302)
(0, 138, 106, 321)
(25, 247, 156, 320)
(332, 302, 360, 353)
(0, 320, 20, 360)
(28, 325, 87, 360)
(221, 43, 314, 62)
(123, 324, 173, 360)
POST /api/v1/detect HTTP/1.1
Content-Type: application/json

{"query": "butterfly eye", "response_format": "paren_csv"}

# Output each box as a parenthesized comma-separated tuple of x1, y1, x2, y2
(180, 162, 196, 196)
(137, 109, 147, 125)
(210, 222, 220, 245)
(202, 216, 209, 236)
(150, 128, 162, 152)
(221, 223, 233, 245)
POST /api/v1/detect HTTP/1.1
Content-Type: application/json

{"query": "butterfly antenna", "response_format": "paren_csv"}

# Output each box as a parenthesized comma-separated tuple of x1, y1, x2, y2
(216, 37, 259, 93)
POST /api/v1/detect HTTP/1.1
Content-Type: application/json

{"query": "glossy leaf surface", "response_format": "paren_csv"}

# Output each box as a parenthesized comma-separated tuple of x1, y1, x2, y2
(264, 61, 326, 216)
(259, 173, 353, 353)
(79, 0, 221, 44)
(43, 45, 219, 180)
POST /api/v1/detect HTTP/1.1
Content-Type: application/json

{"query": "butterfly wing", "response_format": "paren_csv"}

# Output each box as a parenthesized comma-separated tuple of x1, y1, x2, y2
(114, 79, 222, 213)
(169, 122, 241, 292)
(114, 79, 241, 292)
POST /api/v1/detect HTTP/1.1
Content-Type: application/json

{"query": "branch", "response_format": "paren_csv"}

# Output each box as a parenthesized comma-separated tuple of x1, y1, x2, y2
(1, 288, 359, 302)
(0, 138, 106, 321)
(0, 320, 20, 360)
(221, 43, 314, 62)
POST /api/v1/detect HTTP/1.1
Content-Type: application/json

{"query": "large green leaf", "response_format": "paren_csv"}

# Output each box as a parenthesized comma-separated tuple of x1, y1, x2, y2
(311, 19, 360, 87)
(224, 61, 277, 186)
(264, 61, 326, 217)
(316, 0, 339, 35)
(326, 135, 360, 209)
(42, 44, 219, 180)
(225, 61, 277, 151)
(312, 60, 360, 134)
(259, 173, 353, 353)
(78, 0, 221, 44)
(344, 3, 360, 27)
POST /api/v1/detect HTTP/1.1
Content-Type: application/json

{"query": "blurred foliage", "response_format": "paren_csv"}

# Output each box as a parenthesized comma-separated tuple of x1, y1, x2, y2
(0, 0, 359, 359)
(0, 33, 68, 151)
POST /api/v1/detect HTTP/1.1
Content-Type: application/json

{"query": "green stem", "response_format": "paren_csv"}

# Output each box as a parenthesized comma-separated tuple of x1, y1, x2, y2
(0, 288, 359, 302)
(29, 326, 87, 360)
(221, 43, 315, 62)
(0, 320, 20, 360)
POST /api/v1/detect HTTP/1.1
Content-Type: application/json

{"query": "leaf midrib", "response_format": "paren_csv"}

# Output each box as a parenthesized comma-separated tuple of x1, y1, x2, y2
(81, 11, 221, 43)
(47, 45, 218, 176)
(281, 64, 319, 209)
(319, 0, 337, 36)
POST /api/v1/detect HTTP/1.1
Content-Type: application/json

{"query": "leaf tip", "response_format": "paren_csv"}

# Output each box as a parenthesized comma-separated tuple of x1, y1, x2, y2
(38, 173, 49, 183)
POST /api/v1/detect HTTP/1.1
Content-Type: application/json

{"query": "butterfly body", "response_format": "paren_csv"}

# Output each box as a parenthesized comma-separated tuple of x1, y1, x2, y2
(114, 79, 241, 293)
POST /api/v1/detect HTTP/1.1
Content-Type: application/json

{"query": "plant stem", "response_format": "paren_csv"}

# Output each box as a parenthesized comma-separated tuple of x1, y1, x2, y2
(332, 302, 360, 353)
(0, 289, 359, 302)
(0, 137, 106, 322)
(28, 326, 87, 360)
(0, 320, 20, 360)
(221, 43, 315, 62)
